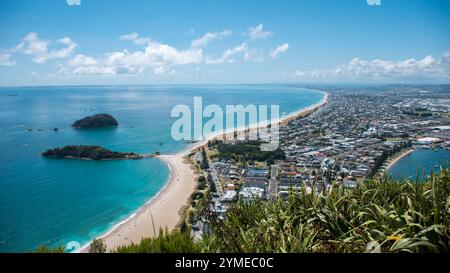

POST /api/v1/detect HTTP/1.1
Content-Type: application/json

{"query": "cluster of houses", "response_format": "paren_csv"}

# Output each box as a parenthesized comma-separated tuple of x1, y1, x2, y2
(210, 160, 270, 203)
(192, 89, 450, 239)
(239, 168, 269, 201)
(208, 91, 449, 204)
(277, 91, 449, 194)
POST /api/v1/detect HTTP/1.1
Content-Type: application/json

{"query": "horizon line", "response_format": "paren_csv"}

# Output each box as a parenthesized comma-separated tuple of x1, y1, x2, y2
(1, 82, 449, 89)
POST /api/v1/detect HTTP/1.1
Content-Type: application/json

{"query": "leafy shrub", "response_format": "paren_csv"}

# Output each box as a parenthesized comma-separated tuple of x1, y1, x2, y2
(114, 229, 198, 253)
(89, 239, 106, 253)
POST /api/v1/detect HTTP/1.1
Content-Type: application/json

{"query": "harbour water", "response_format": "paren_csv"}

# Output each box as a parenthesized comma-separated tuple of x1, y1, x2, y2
(388, 148, 450, 182)
(0, 85, 324, 252)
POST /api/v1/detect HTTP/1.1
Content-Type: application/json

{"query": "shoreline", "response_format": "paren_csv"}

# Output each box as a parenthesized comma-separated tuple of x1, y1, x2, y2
(83, 90, 329, 252)
(173, 90, 329, 156)
(383, 148, 415, 174)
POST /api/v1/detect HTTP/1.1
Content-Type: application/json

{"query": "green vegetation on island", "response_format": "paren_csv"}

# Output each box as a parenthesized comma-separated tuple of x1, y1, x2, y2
(41, 145, 143, 160)
(72, 113, 118, 129)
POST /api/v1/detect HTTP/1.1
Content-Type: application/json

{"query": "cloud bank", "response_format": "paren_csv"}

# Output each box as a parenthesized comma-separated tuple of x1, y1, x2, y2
(295, 53, 450, 82)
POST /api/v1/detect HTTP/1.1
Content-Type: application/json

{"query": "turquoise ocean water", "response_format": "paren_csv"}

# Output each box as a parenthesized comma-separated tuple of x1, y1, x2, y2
(388, 148, 450, 182)
(0, 85, 324, 252)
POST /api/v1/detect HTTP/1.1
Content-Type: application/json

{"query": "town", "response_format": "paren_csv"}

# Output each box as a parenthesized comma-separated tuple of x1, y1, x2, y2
(187, 87, 450, 238)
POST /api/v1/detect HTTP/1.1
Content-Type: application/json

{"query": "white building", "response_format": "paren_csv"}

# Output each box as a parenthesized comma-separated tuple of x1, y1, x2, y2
(239, 187, 265, 201)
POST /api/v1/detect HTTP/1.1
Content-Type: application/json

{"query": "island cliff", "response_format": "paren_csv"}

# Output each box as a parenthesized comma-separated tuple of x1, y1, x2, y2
(72, 114, 118, 129)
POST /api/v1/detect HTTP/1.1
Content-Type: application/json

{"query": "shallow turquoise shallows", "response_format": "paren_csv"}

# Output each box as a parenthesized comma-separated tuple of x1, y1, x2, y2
(0, 85, 324, 252)
(388, 148, 450, 182)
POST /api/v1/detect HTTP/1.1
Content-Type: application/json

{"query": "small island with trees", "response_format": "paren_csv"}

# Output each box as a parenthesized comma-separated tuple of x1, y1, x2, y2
(42, 145, 144, 160)
(72, 114, 118, 129)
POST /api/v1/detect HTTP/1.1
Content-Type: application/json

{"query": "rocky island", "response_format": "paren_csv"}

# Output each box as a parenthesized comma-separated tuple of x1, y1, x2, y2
(72, 114, 118, 129)
(42, 145, 143, 160)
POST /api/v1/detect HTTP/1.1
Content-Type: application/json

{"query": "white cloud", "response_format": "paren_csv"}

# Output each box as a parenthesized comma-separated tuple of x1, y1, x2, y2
(247, 24, 273, 40)
(119, 33, 139, 41)
(295, 70, 305, 77)
(16, 33, 49, 56)
(344, 55, 438, 76)
(270, 43, 289, 59)
(244, 48, 263, 62)
(73, 66, 115, 75)
(16, 32, 77, 63)
(65, 37, 263, 76)
(206, 42, 248, 64)
(65, 38, 262, 76)
(30, 72, 39, 78)
(191, 30, 232, 48)
(65, 41, 204, 75)
(0, 53, 15, 66)
(66, 0, 81, 6)
(2, 25, 291, 79)
(119, 32, 152, 45)
(295, 52, 450, 82)
(68, 54, 98, 66)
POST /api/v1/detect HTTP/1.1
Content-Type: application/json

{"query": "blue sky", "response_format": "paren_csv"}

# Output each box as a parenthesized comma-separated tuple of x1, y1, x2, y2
(0, 0, 449, 86)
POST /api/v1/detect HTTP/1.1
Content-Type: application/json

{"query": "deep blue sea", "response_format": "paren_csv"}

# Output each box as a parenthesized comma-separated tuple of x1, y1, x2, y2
(0, 85, 324, 252)
(388, 148, 450, 182)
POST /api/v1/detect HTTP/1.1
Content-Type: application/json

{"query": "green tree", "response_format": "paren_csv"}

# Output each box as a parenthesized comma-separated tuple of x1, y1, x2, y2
(89, 239, 106, 253)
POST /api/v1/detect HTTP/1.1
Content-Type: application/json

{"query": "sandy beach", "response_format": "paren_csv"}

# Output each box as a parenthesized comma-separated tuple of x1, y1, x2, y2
(384, 148, 415, 172)
(87, 90, 329, 252)
(88, 151, 198, 251)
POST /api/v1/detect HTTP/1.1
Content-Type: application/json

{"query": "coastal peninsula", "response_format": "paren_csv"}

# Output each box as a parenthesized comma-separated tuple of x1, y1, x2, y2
(42, 145, 143, 160)
(72, 114, 118, 129)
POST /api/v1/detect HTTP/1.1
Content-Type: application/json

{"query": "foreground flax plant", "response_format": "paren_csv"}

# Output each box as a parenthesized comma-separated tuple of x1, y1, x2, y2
(114, 228, 199, 253)
(41, 169, 450, 253)
(113, 169, 449, 253)
(199, 169, 449, 253)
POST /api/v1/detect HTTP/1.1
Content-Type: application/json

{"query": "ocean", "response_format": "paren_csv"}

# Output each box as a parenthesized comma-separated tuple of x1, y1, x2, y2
(388, 148, 450, 182)
(0, 85, 324, 252)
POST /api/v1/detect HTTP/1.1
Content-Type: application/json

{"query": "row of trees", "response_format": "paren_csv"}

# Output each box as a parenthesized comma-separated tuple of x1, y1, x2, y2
(216, 141, 286, 163)
(199, 148, 209, 170)
(368, 140, 413, 177)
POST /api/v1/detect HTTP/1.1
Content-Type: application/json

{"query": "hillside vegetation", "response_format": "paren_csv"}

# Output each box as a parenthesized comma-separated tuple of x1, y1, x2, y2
(114, 169, 450, 253)
(37, 169, 449, 253)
